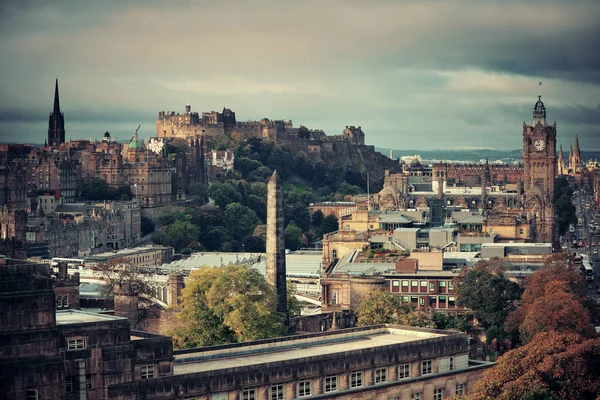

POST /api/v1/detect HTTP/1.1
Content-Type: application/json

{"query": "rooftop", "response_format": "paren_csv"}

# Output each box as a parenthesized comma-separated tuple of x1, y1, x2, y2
(173, 325, 449, 375)
(56, 309, 126, 325)
(85, 245, 172, 260)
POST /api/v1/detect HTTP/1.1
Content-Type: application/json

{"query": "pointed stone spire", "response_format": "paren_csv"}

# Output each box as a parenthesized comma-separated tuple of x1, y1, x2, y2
(35, 201, 44, 218)
(557, 145, 565, 175)
(53, 78, 61, 114)
(573, 133, 582, 170)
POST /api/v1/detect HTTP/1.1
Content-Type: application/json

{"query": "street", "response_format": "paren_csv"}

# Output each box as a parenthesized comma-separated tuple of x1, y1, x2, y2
(571, 190, 600, 300)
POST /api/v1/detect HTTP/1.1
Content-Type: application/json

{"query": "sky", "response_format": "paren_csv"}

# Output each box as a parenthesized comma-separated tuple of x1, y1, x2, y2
(0, 0, 599, 151)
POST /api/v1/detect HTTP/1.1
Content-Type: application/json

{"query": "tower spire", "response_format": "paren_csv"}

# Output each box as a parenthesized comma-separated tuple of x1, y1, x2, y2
(53, 78, 61, 114)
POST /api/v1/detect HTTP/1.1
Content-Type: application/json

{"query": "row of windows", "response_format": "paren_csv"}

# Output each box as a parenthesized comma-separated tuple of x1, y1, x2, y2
(198, 360, 460, 400)
(65, 375, 94, 392)
(392, 279, 454, 292)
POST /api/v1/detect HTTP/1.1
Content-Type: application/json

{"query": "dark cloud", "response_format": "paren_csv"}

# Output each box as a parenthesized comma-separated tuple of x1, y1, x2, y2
(1, 0, 599, 150)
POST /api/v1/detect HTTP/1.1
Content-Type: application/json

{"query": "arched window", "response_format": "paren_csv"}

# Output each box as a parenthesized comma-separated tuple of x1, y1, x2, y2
(162, 287, 168, 303)
(57, 296, 63, 308)
(332, 249, 337, 259)
(63, 295, 69, 308)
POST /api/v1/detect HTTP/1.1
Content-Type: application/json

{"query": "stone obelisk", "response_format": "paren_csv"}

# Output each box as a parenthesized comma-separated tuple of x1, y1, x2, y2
(266, 171, 288, 327)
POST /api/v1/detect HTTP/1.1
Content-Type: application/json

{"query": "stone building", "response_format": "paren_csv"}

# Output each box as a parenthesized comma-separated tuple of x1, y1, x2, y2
(309, 201, 357, 221)
(109, 325, 492, 400)
(83, 245, 175, 269)
(343, 125, 365, 145)
(206, 149, 235, 181)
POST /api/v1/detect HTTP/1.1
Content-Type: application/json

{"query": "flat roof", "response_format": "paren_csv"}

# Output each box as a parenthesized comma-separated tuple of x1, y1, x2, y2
(481, 243, 551, 248)
(85, 245, 171, 260)
(56, 309, 126, 325)
(173, 327, 447, 375)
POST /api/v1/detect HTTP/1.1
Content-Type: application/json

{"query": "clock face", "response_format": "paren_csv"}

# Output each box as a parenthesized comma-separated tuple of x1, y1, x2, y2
(534, 139, 545, 151)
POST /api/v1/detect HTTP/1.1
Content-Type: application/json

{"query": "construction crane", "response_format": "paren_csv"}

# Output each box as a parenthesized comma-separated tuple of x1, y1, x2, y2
(135, 124, 141, 134)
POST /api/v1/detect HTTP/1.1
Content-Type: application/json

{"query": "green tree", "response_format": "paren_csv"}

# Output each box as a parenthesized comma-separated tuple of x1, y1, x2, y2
(454, 260, 522, 339)
(242, 235, 265, 252)
(163, 220, 200, 251)
(140, 216, 155, 236)
(553, 176, 577, 235)
(80, 178, 115, 200)
(321, 214, 339, 235)
(356, 291, 435, 327)
(224, 202, 260, 241)
(285, 221, 303, 250)
(207, 182, 241, 209)
(235, 157, 263, 179)
(311, 210, 325, 228)
(157, 207, 189, 226)
(247, 166, 274, 183)
(170, 265, 286, 348)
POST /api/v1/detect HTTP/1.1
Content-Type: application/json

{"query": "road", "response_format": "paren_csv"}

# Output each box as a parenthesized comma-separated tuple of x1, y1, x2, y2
(571, 190, 600, 299)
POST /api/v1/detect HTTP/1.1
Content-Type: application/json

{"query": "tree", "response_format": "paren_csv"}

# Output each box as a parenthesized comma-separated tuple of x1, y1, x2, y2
(321, 214, 339, 235)
(311, 210, 325, 227)
(285, 221, 303, 251)
(505, 253, 591, 342)
(170, 265, 286, 348)
(553, 176, 577, 235)
(207, 182, 241, 209)
(356, 291, 435, 328)
(95, 258, 149, 300)
(235, 157, 263, 179)
(242, 235, 265, 252)
(467, 332, 600, 400)
(163, 220, 200, 251)
(80, 178, 115, 200)
(140, 216, 155, 236)
(224, 202, 260, 241)
(518, 280, 594, 342)
(297, 125, 311, 139)
(454, 261, 522, 339)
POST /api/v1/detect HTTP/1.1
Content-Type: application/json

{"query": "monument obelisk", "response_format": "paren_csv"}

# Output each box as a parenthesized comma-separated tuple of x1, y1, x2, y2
(266, 171, 288, 329)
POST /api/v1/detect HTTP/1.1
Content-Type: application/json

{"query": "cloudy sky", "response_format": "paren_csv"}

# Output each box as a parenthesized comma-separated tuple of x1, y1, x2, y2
(1, 0, 599, 150)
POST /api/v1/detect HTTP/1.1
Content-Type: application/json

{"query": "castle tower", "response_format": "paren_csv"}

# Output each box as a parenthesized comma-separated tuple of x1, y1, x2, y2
(47, 79, 65, 147)
(266, 171, 288, 328)
(522, 94, 557, 244)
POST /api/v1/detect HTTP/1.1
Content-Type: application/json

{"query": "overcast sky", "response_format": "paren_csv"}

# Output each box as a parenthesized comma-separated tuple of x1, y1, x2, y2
(1, 0, 599, 150)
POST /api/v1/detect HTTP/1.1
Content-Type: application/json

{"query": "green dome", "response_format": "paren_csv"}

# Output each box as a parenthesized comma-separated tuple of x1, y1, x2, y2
(129, 132, 144, 150)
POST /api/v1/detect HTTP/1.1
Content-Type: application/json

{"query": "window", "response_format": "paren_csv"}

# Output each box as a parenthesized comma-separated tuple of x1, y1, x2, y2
(411, 393, 422, 400)
(270, 384, 284, 400)
(242, 389, 256, 400)
(392, 280, 400, 287)
(420, 281, 427, 291)
(298, 380, 311, 397)
(411, 280, 418, 289)
(434, 388, 444, 400)
(65, 378, 73, 393)
(140, 364, 155, 379)
(398, 363, 411, 379)
(519, 228, 524, 235)
(25, 389, 38, 400)
(448, 296, 456, 307)
(63, 296, 69, 308)
(401, 280, 409, 290)
(449, 356, 454, 371)
(211, 393, 227, 400)
(331, 290, 338, 305)
(324, 375, 337, 392)
(419, 298, 425, 306)
(421, 359, 432, 375)
(57, 296, 63, 308)
(332, 249, 337, 259)
(429, 282, 435, 291)
(67, 338, 86, 350)
(448, 281, 454, 291)
(86, 374, 93, 390)
(455, 383, 465, 396)
(350, 371, 363, 388)
(374, 367, 387, 384)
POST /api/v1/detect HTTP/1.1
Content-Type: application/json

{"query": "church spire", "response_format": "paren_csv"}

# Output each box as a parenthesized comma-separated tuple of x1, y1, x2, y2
(48, 78, 66, 146)
(53, 78, 61, 114)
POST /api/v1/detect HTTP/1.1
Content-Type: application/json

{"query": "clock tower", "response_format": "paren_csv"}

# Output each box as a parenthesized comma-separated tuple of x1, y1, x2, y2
(522, 95, 557, 244)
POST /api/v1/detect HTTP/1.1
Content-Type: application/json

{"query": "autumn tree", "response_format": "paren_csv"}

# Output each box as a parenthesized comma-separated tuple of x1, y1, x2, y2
(505, 252, 592, 342)
(169, 265, 287, 349)
(518, 280, 594, 342)
(467, 332, 600, 400)
(95, 258, 150, 299)
(453, 260, 522, 340)
(356, 291, 435, 328)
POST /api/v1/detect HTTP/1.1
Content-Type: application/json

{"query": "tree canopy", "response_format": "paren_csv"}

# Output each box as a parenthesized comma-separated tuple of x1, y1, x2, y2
(356, 291, 435, 328)
(169, 265, 287, 348)
(553, 176, 577, 235)
(505, 252, 593, 343)
(453, 260, 522, 341)
(467, 332, 600, 400)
